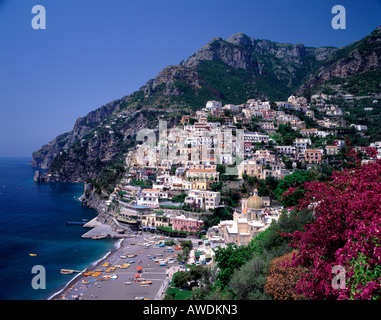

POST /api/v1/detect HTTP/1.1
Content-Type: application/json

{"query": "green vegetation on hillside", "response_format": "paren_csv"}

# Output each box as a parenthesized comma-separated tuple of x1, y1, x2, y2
(316, 69, 381, 96)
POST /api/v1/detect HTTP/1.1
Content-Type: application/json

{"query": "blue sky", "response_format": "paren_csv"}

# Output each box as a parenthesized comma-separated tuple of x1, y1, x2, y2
(0, 0, 380, 157)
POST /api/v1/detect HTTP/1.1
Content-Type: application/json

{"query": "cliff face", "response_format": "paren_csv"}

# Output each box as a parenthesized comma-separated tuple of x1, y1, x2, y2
(295, 26, 381, 96)
(31, 27, 380, 184)
(39, 110, 157, 182)
(31, 99, 122, 169)
(182, 33, 336, 88)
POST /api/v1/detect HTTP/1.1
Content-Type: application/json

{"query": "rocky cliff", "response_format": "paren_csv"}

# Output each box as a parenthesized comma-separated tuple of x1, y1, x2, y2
(30, 99, 122, 169)
(295, 26, 381, 96)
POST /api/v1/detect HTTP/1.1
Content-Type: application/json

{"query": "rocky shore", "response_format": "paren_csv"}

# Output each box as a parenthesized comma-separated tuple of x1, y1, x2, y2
(79, 184, 137, 239)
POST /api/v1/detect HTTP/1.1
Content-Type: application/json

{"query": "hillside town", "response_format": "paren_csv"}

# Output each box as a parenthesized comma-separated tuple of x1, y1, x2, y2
(94, 95, 380, 257)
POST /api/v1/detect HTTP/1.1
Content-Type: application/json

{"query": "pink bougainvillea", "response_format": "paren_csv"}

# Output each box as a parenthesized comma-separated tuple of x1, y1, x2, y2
(283, 141, 381, 300)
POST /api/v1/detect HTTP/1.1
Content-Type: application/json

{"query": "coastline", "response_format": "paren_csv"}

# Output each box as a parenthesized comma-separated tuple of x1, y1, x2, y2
(48, 238, 123, 300)
(49, 234, 181, 300)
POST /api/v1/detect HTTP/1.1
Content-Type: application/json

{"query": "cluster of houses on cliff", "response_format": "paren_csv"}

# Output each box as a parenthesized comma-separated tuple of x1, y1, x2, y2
(102, 95, 378, 246)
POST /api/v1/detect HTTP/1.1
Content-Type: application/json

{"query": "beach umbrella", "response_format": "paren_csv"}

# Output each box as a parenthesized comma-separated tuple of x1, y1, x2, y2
(134, 274, 141, 278)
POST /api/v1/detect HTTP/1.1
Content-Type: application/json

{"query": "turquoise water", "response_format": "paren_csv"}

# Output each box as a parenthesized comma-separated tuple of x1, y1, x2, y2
(0, 157, 117, 300)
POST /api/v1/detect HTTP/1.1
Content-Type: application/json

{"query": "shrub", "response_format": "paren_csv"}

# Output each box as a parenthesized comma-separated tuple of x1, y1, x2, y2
(284, 144, 381, 300)
(265, 251, 304, 300)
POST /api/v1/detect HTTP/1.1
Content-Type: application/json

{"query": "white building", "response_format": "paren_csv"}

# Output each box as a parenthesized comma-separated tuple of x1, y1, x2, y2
(294, 138, 312, 153)
(275, 145, 296, 156)
(350, 124, 368, 132)
(369, 141, 381, 158)
(137, 189, 160, 208)
(244, 132, 269, 144)
(205, 101, 222, 112)
(184, 190, 221, 211)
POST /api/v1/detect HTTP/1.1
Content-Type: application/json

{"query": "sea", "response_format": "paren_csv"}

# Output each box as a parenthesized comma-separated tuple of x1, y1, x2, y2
(0, 157, 118, 300)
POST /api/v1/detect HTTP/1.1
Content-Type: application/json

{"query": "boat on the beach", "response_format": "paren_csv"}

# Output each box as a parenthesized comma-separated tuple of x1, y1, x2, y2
(29, 253, 37, 256)
(140, 280, 152, 285)
(124, 281, 132, 285)
(105, 267, 115, 272)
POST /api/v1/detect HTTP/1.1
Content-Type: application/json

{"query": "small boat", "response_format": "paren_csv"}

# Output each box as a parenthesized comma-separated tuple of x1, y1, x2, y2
(140, 281, 152, 285)
(159, 263, 167, 266)
(60, 269, 80, 274)
(60, 269, 73, 274)
(124, 281, 132, 285)
(29, 253, 37, 257)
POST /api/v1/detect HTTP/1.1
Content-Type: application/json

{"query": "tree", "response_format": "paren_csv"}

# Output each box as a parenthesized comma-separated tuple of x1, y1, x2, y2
(274, 170, 322, 207)
(229, 255, 271, 300)
(202, 206, 233, 228)
(265, 251, 305, 300)
(213, 244, 254, 288)
(172, 193, 187, 203)
(216, 164, 226, 174)
(172, 271, 189, 289)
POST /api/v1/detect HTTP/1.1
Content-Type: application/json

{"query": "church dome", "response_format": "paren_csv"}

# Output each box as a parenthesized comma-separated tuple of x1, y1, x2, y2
(247, 195, 264, 209)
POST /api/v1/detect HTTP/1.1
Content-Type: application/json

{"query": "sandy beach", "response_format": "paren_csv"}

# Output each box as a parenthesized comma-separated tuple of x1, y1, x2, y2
(50, 234, 183, 300)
